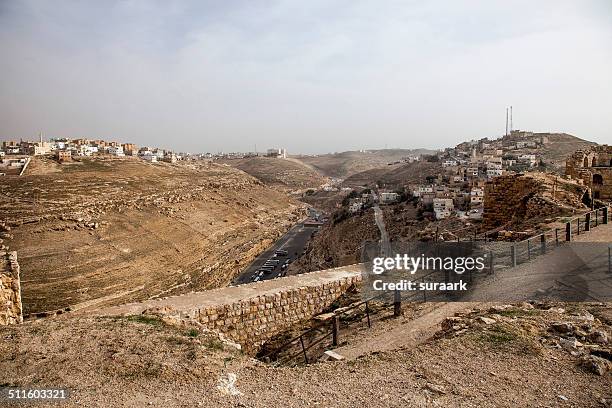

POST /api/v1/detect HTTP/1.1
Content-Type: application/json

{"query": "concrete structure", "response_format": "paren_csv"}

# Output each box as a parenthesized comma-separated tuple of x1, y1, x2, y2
(433, 198, 454, 219)
(566, 145, 612, 200)
(95, 265, 362, 353)
(0, 251, 22, 325)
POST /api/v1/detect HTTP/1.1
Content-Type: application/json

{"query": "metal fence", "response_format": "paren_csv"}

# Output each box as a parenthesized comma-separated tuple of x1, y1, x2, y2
(259, 205, 611, 366)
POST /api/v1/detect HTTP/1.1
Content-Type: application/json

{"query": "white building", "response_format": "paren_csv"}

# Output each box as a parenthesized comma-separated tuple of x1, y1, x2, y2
(413, 185, 433, 197)
(108, 146, 124, 157)
(379, 191, 399, 204)
(433, 198, 454, 219)
(470, 188, 484, 206)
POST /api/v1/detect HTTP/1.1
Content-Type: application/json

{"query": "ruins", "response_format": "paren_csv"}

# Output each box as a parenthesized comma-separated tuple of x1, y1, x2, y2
(566, 145, 612, 200)
(0, 251, 22, 325)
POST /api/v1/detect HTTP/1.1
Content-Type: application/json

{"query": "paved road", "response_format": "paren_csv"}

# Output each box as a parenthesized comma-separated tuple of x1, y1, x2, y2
(234, 223, 319, 284)
(373, 205, 391, 257)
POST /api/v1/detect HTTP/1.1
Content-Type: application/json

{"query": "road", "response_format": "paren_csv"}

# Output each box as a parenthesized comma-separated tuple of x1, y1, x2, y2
(373, 205, 392, 257)
(234, 222, 319, 284)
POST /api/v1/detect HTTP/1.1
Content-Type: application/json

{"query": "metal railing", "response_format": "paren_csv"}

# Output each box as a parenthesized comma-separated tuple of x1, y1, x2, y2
(509, 205, 610, 267)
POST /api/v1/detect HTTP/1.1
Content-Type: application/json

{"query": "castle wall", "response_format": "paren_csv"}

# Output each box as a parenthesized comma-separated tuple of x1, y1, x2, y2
(0, 251, 23, 325)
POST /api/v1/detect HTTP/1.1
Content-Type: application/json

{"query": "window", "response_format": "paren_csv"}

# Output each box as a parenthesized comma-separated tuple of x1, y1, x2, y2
(583, 157, 589, 167)
(593, 174, 603, 185)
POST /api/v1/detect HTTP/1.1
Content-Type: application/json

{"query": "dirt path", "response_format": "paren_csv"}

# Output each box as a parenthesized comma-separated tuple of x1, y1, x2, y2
(333, 302, 478, 359)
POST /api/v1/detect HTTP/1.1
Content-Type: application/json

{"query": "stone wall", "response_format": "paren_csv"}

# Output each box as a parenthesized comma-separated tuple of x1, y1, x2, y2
(566, 145, 612, 200)
(0, 251, 23, 325)
(95, 265, 363, 353)
(483, 174, 585, 230)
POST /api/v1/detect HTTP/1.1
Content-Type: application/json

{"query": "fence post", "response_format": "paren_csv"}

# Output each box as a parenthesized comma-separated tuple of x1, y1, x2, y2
(577, 218, 580, 235)
(565, 222, 571, 241)
(394, 289, 401, 316)
(555, 228, 559, 246)
(603, 207, 609, 225)
(585, 213, 591, 232)
(299, 335, 308, 364)
(527, 239, 531, 260)
(511, 245, 517, 267)
(332, 315, 340, 346)
(540, 234, 546, 255)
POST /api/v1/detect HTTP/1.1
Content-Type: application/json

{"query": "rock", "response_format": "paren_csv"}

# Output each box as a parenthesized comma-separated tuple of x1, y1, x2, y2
(560, 337, 582, 350)
(322, 350, 345, 361)
(580, 355, 611, 376)
(550, 322, 574, 334)
(490, 305, 513, 312)
(217, 373, 242, 396)
(557, 395, 568, 401)
(425, 383, 446, 395)
(587, 331, 608, 345)
(442, 317, 464, 330)
(478, 316, 496, 325)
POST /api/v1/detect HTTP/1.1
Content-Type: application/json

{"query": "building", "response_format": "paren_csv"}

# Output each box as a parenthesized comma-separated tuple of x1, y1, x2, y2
(433, 198, 454, 219)
(56, 150, 72, 162)
(566, 145, 612, 199)
(122, 143, 138, 156)
(266, 148, 287, 158)
(470, 188, 484, 207)
(107, 146, 125, 157)
(379, 191, 399, 204)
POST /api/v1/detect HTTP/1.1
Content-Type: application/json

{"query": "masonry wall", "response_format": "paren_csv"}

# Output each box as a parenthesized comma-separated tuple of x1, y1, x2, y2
(194, 274, 362, 353)
(100, 266, 364, 354)
(566, 145, 612, 199)
(483, 174, 583, 230)
(0, 251, 23, 325)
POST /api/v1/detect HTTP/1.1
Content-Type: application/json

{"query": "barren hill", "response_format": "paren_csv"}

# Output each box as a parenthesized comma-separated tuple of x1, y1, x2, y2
(343, 160, 443, 188)
(296, 149, 435, 179)
(219, 157, 326, 190)
(0, 157, 302, 314)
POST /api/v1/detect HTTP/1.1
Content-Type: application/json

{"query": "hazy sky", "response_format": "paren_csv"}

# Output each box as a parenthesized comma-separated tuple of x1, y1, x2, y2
(1, 0, 611, 154)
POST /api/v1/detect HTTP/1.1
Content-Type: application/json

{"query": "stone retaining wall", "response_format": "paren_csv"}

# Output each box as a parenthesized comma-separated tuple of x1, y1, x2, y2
(0, 251, 23, 325)
(96, 265, 363, 354)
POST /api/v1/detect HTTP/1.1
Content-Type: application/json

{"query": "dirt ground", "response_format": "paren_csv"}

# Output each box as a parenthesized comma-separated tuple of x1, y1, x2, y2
(0, 301, 609, 407)
(0, 157, 302, 314)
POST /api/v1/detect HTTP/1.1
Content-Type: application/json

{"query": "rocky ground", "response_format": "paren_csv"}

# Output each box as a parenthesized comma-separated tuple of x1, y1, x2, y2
(219, 156, 327, 191)
(0, 157, 303, 315)
(0, 301, 609, 407)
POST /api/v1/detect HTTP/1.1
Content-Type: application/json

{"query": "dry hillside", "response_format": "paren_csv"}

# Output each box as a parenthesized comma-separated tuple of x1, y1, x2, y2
(0, 301, 609, 407)
(343, 160, 443, 189)
(296, 149, 434, 179)
(0, 157, 302, 315)
(219, 157, 327, 190)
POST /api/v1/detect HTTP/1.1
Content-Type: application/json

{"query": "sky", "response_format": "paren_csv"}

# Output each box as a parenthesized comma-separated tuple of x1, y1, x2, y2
(1, 0, 611, 154)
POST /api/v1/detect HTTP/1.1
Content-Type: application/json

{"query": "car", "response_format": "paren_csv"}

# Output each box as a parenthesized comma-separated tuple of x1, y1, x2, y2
(275, 250, 288, 256)
(260, 266, 274, 272)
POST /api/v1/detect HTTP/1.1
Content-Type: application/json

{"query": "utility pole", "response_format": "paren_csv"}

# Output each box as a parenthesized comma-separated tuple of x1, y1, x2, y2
(505, 108, 509, 137)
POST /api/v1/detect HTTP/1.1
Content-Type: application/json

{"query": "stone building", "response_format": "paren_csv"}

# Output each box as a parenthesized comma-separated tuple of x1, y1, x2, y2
(566, 145, 612, 200)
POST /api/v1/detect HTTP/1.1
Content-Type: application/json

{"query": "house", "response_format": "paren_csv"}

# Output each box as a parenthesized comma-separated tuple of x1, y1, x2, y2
(433, 198, 454, 219)
(379, 191, 399, 204)
(107, 146, 125, 157)
(470, 188, 484, 207)
(413, 185, 433, 197)
(56, 150, 72, 162)
(141, 154, 157, 163)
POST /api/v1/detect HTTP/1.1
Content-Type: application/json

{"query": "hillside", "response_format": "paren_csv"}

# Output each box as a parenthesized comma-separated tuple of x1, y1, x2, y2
(296, 149, 435, 179)
(343, 160, 443, 188)
(287, 208, 380, 274)
(219, 157, 327, 190)
(1, 301, 609, 407)
(0, 157, 302, 315)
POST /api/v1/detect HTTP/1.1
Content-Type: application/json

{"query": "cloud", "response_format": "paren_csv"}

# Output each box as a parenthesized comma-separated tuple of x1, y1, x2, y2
(1, 0, 611, 153)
